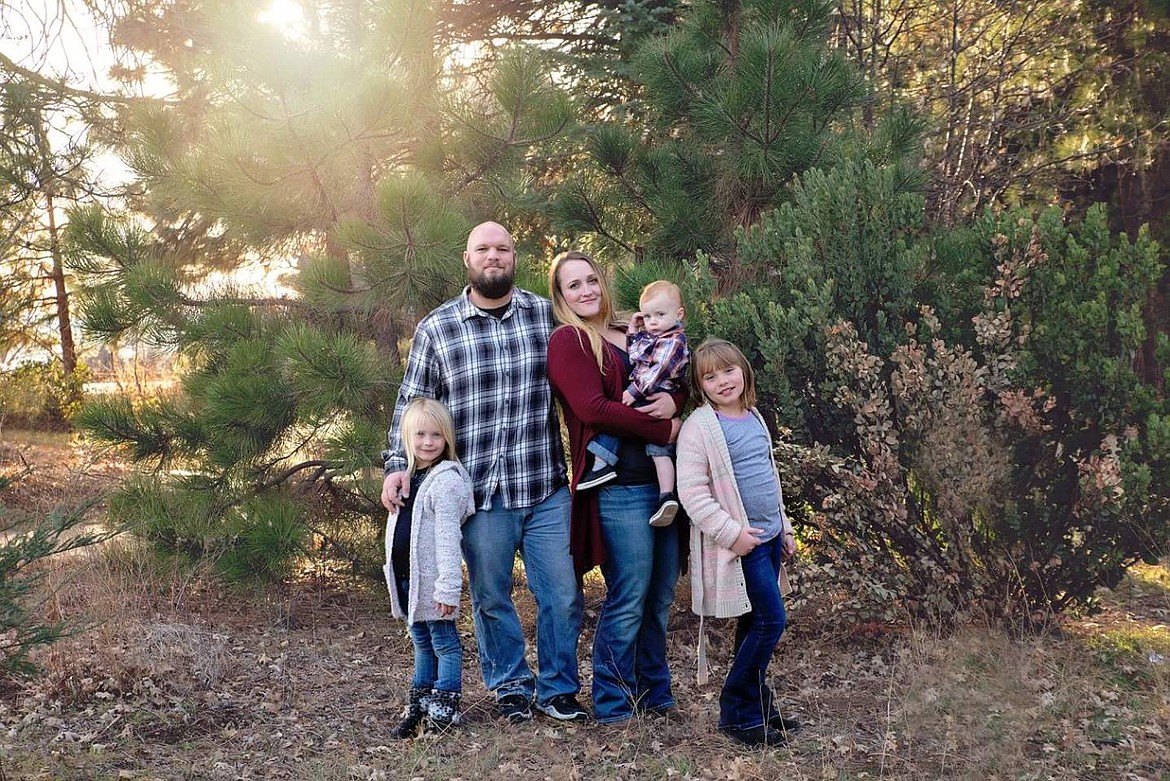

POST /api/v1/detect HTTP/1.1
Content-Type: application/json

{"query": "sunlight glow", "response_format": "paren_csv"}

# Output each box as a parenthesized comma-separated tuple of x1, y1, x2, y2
(257, 0, 308, 41)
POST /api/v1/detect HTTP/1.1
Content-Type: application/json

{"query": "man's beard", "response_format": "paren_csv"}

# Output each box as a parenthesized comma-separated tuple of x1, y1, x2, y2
(469, 268, 514, 300)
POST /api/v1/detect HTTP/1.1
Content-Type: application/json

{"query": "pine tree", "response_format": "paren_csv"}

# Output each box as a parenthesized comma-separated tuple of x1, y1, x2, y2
(0, 497, 114, 676)
(66, 0, 573, 578)
(548, 0, 865, 271)
(0, 75, 107, 389)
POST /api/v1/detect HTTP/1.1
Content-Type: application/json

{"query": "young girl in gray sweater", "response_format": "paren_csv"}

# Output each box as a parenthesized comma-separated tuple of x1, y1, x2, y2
(384, 398, 475, 737)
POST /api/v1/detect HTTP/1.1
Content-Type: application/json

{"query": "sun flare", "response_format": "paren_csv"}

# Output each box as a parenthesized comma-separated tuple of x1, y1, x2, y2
(257, 0, 308, 40)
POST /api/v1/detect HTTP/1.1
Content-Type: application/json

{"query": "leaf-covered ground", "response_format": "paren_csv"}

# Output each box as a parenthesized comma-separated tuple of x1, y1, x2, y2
(0, 433, 1167, 780)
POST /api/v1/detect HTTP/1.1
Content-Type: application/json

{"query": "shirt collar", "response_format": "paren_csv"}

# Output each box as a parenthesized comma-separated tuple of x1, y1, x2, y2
(458, 286, 533, 321)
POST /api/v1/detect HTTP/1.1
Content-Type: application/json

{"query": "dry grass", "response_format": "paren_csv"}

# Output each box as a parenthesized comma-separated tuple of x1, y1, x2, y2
(0, 433, 1167, 780)
(0, 431, 127, 517)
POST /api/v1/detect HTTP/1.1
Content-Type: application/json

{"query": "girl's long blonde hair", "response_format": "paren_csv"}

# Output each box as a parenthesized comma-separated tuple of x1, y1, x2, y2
(401, 397, 460, 475)
(548, 250, 623, 373)
(690, 338, 758, 409)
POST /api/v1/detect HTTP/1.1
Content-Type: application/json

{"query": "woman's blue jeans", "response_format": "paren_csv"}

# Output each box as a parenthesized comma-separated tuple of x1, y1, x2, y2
(719, 534, 787, 730)
(593, 482, 681, 723)
(409, 619, 462, 693)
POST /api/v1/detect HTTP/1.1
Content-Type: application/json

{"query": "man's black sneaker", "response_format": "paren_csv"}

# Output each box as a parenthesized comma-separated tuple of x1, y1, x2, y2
(721, 724, 788, 746)
(648, 493, 680, 527)
(768, 714, 803, 735)
(497, 693, 533, 724)
(535, 694, 589, 722)
(577, 464, 617, 491)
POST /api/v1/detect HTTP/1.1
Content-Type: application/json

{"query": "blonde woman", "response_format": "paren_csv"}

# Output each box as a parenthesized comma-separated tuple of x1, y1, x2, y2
(546, 250, 685, 724)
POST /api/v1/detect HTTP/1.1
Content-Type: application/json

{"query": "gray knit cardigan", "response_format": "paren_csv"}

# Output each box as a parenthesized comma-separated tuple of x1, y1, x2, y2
(382, 460, 475, 624)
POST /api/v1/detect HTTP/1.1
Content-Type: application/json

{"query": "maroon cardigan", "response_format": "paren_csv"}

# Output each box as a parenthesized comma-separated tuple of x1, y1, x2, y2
(547, 325, 684, 578)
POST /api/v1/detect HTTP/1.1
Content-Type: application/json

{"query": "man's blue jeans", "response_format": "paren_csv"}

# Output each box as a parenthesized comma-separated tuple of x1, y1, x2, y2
(593, 483, 681, 723)
(409, 619, 462, 693)
(719, 534, 787, 730)
(460, 486, 582, 705)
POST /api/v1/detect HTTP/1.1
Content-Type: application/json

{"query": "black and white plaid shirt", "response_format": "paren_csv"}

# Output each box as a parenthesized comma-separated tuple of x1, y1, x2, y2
(382, 287, 566, 511)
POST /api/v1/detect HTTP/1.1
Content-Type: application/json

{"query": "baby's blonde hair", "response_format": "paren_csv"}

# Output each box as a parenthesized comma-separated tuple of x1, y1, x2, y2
(401, 397, 459, 475)
(640, 280, 683, 309)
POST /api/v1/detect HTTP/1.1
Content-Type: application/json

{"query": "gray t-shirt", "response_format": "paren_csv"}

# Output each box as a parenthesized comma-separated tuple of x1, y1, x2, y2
(716, 410, 783, 543)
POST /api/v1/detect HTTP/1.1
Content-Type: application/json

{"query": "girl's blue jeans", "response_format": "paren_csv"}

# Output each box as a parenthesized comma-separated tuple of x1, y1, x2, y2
(592, 482, 681, 723)
(718, 534, 787, 730)
(409, 619, 462, 693)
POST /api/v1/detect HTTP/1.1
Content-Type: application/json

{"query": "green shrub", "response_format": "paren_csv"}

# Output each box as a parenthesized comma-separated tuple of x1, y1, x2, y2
(968, 206, 1170, 616)
(698, 161, 1169, 625)
(0, 361, 89, 431)
(108, 478, 311, 583)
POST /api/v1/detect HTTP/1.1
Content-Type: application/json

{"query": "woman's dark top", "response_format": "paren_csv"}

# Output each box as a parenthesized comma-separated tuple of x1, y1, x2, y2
(611, 346, 656, 486)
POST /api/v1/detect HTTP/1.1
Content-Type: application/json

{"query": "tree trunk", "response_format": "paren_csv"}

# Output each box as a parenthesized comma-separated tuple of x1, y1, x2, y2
(44, 192, 77, 381)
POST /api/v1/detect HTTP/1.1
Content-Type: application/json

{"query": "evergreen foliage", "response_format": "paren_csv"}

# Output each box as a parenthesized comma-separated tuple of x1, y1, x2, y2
(968, 206, 1170, 614)
(549, 0, 865, 266)
(0, 78, 96, 379)
(106, 477, 307, 582)
(66, 1, 575, 581)
(0, 501, 113, 677)
(711, 163, 1169, 622)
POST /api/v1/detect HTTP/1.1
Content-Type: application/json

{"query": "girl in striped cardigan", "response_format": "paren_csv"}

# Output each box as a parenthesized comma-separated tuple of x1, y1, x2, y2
(676, 338, 801, 747)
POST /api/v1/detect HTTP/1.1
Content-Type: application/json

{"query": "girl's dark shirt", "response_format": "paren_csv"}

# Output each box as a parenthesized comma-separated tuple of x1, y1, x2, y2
(611, 346, 656, 486)
(390, 466, 433, 580)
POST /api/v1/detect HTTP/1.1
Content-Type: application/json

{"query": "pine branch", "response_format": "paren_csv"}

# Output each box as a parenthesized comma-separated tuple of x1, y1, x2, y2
(254, 459, 334, 491)
(0, 52, 151, 107)
(572, 186, 636, 253)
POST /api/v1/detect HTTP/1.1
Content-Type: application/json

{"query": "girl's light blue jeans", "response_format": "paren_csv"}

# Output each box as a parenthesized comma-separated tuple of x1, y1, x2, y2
(409, 619, 462, 693)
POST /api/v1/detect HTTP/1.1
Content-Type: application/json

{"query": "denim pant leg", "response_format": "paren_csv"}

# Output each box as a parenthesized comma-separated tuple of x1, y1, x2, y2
(594, 483, 657, 722)
(409, 621, 439, 689)
(719, 535, 787, 730)
(426, 620, 463, 693)
(635, 521, 681, 711)
(588, 433, 621, 466)
(461, 502, 533, 699)
(518, 486, 583, 704)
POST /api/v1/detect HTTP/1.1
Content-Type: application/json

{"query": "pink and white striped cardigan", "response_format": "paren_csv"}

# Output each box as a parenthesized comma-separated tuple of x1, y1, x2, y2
(676, 403, 792, 682)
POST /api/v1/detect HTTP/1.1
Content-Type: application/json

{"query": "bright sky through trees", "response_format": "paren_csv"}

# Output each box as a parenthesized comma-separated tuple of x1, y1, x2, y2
(256, 0, 309, 41)
(0, 0, 306, 371)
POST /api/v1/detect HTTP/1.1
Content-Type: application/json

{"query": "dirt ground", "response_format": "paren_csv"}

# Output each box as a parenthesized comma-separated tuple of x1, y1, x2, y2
(0, 433, 1167, 780)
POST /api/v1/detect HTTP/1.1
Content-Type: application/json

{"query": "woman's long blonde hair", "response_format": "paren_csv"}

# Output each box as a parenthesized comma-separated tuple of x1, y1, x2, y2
(401, 397, 460, 476)
(548, 250, 623, 373)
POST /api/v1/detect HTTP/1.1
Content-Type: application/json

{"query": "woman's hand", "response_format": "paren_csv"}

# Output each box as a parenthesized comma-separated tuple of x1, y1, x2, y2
(730, 526, 764, 556)
(435, 602, 456, 617)
(643, 392, 678, 419)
